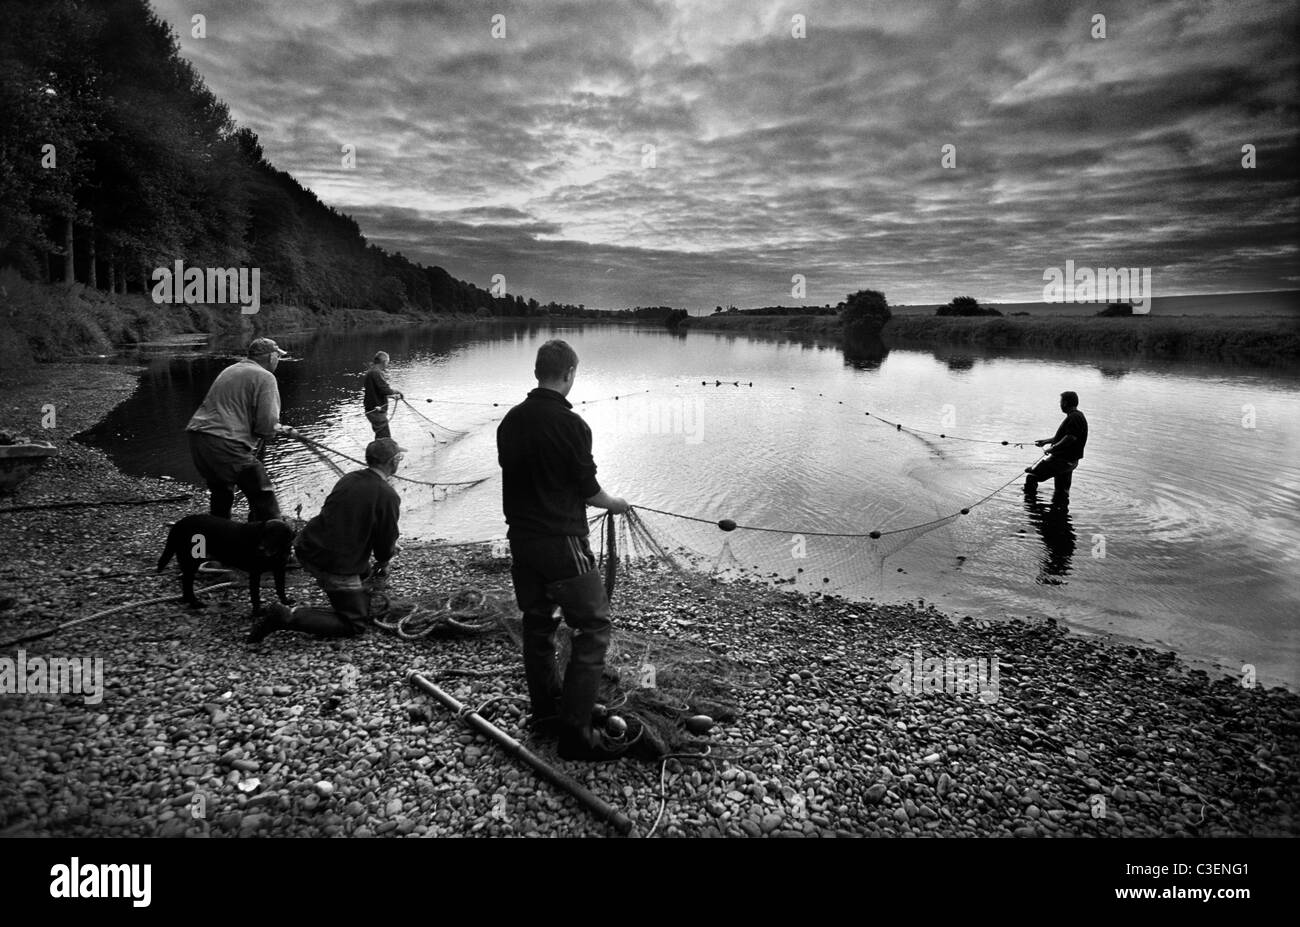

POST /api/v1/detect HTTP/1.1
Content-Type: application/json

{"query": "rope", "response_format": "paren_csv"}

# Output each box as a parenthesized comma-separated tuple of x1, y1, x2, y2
(0, 581, 237, 648)
(631, 453, 1046, 542)
(372, 587, 504, 638)
(769, 384, 1038, 447)
(0, 494, 193, 515)
(404, 389, 651, 409)
(399, 398, 468, 436)
(279, 429, 489, 489)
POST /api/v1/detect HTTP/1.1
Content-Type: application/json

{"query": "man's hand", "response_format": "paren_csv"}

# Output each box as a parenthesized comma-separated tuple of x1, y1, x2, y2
(1034, 439, 1050, 448)
(586, 490, 629, 514)
(274, 424, 298, 437)
(394, 392, 404, 400)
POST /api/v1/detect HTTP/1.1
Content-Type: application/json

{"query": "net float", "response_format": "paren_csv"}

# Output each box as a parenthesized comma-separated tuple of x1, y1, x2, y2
(718, 519, 737, 532)
(605, 715, 628, 737)
(685, 714, 714, 735)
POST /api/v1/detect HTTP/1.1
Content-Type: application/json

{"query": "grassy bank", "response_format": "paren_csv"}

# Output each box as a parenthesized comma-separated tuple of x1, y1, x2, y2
(1, 362, 1297, 838)
(682, 314, 841, 337)
(0, 271, 481, 376)
(673, 310, 1299, 365)
(885, 314, 1300, 365)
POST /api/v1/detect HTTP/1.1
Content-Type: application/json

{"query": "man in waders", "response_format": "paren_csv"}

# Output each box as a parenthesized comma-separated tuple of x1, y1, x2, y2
(496, 339, 631, 762)
(364, 351, 404, 440)
(248, 437, 406, 642)
(186, 337, 287, 522)
(1025, 390, 1088, 507)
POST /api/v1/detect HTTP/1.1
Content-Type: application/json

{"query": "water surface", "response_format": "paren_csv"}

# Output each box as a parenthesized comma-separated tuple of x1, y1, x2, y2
(83, 323, 1300, 688)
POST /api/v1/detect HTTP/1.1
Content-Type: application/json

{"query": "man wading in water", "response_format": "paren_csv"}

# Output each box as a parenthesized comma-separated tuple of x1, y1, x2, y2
(1025, 390, 1088, 507)
(496, 339, 632, 762)
(364, 351, 404, 440)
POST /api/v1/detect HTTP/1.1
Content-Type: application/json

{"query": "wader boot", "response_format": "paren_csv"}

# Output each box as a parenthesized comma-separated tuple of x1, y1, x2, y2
(249, 588, 370, 642)
(543, 568, 624, 761)
(235, 463, 282, 523)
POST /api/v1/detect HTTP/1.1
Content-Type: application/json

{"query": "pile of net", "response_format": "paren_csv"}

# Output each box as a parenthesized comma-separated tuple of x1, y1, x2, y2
(497, 612, 770, 758)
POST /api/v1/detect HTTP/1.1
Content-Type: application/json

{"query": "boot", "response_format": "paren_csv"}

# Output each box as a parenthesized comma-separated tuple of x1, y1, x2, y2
(544, 568, 611, 732)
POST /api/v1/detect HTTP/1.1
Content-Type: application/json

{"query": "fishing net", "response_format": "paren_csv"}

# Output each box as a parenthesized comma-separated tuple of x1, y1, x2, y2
(610, 505, 983, 600)
(492, 605, 771, 757)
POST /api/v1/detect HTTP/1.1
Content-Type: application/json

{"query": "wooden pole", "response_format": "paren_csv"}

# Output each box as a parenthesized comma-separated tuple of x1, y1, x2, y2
(407, 670, 634, 836)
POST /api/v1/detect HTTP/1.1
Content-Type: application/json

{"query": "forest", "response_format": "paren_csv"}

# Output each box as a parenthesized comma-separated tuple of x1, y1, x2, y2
(0, 0, 583, 319)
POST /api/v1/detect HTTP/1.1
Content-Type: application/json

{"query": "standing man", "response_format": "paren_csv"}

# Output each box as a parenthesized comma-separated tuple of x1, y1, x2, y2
(1025, 390, 1089, 507)
(496, 339, 631, 762)
(364, 351, 404, 440)
(248, 437, 405, 642)
(186, 337, 287, 522)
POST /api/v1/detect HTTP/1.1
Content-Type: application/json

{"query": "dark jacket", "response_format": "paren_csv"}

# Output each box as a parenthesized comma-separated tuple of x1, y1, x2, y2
(295, 469, 400, 575)
(364, 365, 396, 412)
(496, 388, 602, 540)
(1052, 409, 1088, 461)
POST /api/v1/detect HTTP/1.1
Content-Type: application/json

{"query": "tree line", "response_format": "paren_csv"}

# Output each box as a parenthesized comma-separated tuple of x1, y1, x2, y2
(0, 0, 588, 318)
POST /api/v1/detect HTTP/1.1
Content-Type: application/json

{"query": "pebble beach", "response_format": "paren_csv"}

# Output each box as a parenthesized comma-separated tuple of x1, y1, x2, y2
(1, 362, 1297, 838)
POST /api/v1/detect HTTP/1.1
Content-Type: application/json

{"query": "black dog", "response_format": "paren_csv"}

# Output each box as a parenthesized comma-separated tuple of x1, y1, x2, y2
(157, 514, 296, 615)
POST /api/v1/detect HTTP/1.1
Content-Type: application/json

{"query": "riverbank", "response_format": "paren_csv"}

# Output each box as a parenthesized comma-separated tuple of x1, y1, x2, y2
(1, 362, 1297, 838)
(0, 271, 495, 373)
(886, 314, 1300, 366)
(678, 311, 1299, 365)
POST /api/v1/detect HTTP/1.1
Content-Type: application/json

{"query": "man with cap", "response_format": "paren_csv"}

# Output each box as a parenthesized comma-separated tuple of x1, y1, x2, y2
(248, 437, 405, 642)
(364, 351, 404, 440)
(186, 337, 288, 522)
(496, 339, 632, 762)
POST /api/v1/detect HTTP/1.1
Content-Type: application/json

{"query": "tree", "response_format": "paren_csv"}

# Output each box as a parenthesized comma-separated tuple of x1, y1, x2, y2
(937, 295, 1000, 317)
(840, 289, 891, 332)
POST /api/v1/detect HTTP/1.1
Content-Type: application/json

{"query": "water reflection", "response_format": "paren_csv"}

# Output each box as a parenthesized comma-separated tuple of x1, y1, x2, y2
(842, 331, 889, 370)
(1023, 494, 1077, 584)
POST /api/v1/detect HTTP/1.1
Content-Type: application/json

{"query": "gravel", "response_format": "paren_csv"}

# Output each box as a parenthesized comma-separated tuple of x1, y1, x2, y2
(1, 363, 1297, 838)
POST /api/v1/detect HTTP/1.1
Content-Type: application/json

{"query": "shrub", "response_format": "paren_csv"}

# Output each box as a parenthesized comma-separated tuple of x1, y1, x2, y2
(1096, 302, 1134, 317)
(937, 295, 1001, 317)
(840, 289, 891, 332)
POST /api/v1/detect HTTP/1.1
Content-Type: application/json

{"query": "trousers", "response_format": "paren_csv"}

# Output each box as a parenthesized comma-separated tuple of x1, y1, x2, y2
(188, 431, 281, 522)
(365, 407, 391, 440)
(287, 558, 370, 637)
(508, 535, 611, 736)
(1025, 456, 1078, 502)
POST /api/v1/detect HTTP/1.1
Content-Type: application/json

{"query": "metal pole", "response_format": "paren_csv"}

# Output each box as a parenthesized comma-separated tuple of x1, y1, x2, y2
(407, 670, 634, 836)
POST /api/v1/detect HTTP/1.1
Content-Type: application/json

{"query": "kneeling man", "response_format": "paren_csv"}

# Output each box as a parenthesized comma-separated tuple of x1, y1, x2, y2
(249, 438, 404, 642)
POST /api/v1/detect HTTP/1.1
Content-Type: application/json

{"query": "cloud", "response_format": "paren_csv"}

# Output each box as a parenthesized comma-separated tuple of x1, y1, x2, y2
(153, 0, 1300, 307)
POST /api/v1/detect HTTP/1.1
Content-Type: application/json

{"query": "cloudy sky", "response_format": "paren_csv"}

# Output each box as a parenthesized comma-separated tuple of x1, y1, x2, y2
(153, 0, 1299, 310)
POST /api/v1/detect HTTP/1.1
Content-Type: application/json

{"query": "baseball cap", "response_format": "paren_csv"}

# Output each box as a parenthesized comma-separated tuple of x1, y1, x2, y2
(248, 337, 288, 357)
(365, 437, 408, 466)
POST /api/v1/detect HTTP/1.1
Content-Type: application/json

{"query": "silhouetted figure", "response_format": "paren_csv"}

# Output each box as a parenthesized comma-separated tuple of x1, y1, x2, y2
(1025, 391, 1088, 508)
(1025, 495, 1077, 584)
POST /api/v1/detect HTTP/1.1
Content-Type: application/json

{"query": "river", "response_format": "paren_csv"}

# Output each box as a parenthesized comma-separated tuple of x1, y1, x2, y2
(80, 322, 1300, 689)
